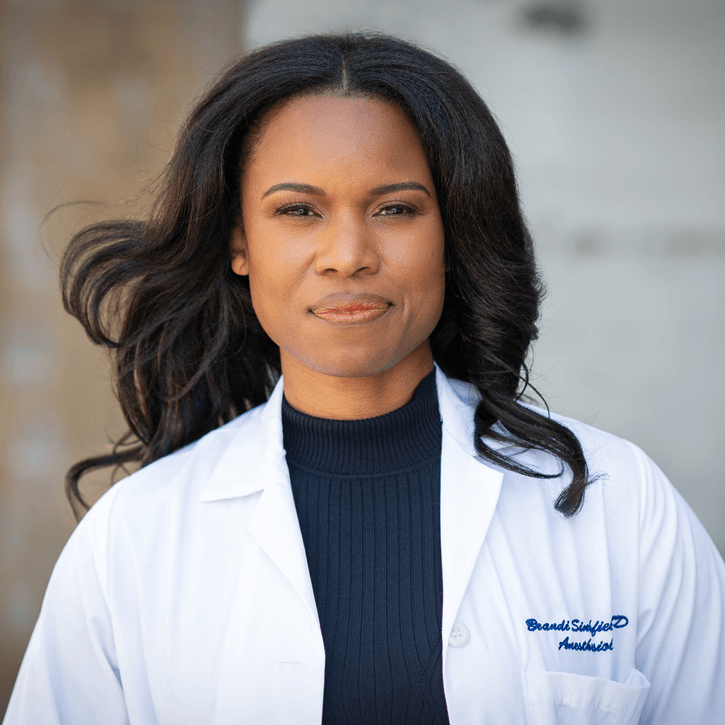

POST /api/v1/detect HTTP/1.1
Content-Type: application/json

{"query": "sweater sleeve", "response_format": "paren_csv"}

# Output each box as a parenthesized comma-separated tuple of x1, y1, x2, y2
(3, 490, 130, 725)
(631, 443, 725, 724)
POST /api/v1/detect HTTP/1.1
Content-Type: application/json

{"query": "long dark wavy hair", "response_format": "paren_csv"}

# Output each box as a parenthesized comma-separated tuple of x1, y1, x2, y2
(61, 32, 595, 521)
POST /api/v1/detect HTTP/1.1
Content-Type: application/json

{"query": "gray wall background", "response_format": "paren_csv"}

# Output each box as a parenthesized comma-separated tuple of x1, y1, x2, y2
(1, 0, 723, 715)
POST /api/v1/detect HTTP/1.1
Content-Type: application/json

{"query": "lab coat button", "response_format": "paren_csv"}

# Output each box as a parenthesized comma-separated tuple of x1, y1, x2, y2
(449, 622, 470, 647)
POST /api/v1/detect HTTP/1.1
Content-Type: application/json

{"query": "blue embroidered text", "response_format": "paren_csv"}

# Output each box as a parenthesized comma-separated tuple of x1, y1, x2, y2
(525, 615, 628, 637)
(558, 637, 614, 652)
(525, 615, 628, 653)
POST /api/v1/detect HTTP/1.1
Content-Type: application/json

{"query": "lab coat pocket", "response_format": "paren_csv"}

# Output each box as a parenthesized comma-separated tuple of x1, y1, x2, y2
(524, 668, 650, 725)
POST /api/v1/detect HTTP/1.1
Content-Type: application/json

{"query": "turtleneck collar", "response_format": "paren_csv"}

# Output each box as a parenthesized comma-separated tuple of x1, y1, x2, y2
(281, 370, 441, 477)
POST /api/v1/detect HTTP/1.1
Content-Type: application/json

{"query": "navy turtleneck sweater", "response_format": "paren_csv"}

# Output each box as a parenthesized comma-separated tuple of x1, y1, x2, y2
(281, 371, 449, 725)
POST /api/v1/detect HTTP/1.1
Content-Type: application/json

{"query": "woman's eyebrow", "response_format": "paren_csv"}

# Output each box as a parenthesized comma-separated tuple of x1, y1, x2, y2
(262, 182, 325, 199)
(261, 181, 431, 199)
(369, 181, 431, 197)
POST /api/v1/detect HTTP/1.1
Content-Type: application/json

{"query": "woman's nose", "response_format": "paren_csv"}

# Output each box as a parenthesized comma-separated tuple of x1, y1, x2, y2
(313, 215, 380, 277)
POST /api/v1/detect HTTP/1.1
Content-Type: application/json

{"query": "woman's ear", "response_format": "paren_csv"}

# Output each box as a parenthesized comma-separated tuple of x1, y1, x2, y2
(230, 225, 250, 276)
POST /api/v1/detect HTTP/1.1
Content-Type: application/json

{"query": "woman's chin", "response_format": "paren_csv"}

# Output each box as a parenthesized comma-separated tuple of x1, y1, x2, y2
(296, 355, 395, 380)
(280, 340, 431, 382)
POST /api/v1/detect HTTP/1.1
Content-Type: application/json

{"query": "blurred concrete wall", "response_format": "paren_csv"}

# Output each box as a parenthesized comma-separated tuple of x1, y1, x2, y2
(0, 0, 243, 714)
(247, 0, 725, 551)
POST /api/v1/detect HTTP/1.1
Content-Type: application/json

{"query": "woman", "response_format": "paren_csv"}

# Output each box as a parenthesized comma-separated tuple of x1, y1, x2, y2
(5, 32, 724, 725)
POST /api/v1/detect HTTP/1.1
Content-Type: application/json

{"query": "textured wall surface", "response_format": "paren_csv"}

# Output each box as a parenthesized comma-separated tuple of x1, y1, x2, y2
(0, 0, 243, 714)
(246, 0, 725, 553)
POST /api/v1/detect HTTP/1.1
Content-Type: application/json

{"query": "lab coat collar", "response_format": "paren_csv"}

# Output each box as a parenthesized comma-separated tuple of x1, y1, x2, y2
(200, 364, 489, 502)
(199, 373, 287, 502)
(199, 363, 503, 504)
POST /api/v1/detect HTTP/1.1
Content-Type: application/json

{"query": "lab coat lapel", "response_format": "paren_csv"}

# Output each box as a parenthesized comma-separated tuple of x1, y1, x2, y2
(246, 377, 320, 625)
(210, 378, 323, 723)
(436, 367, 504, 664)
(201, 376, 319, 624)
(247, 455, 319, 624)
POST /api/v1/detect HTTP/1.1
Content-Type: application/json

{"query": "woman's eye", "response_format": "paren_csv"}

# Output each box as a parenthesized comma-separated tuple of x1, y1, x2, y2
(378, 204, 414, 216)
(281, 206, 314, 217)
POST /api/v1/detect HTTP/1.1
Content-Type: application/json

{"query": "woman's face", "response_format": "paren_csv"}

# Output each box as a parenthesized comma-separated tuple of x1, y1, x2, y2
(232, 95, 445, 380)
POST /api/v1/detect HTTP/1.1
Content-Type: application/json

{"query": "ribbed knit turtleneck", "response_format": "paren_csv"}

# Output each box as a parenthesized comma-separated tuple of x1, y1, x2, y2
(282, 370, 449, 725)
(282, 372, 442, 477)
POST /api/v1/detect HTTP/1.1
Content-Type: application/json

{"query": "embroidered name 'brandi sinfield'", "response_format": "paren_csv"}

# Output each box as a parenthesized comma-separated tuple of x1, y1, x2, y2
(525, 616, 629, 653)
(525, 615, 629, 636)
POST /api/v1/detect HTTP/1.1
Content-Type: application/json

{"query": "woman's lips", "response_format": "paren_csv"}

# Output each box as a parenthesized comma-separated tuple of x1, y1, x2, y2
(310, 293, 392, 324)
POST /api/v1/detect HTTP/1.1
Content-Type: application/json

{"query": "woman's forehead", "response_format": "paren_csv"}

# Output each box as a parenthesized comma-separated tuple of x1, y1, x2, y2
(243, 95, 433, 193)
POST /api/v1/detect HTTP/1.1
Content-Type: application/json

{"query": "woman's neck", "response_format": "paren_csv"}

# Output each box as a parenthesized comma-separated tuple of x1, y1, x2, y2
(279, 343, 435, 420)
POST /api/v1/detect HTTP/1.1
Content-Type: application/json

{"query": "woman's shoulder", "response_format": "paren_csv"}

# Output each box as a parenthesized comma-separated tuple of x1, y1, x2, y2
(511, 404, 716, 572)
(537, 405, 646, 472)
(522, 403, 669, 507)
(443, 371, 648, 480)
(436, 371, 658, 504)
(79, 401, 269, 536)
(443, 383, 674, 530)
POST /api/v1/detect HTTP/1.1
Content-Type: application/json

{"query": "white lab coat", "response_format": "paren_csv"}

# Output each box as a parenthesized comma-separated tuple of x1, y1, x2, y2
(5, 366, 725, 724)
